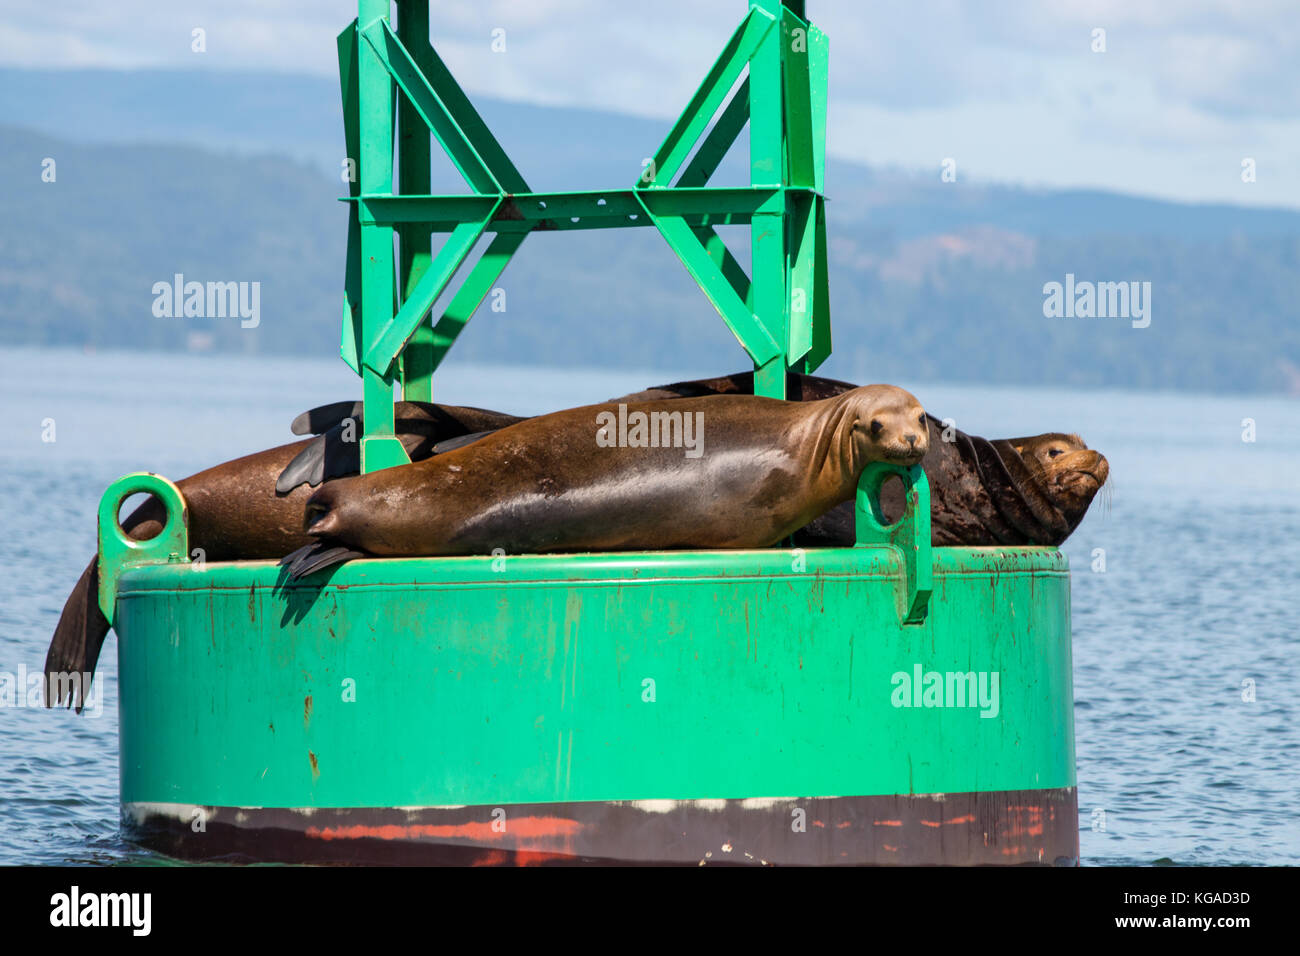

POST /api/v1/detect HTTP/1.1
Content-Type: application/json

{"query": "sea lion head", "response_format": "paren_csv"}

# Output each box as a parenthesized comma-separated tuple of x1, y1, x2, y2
(844, 385, 930, 468)
(1010, 432, 1109, 522)
(302, 474, 362, 538)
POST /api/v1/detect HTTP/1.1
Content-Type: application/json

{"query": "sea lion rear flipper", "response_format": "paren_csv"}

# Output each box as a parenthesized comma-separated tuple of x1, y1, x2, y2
(44, 558, 110, 713)
(280, 542, 366, 580)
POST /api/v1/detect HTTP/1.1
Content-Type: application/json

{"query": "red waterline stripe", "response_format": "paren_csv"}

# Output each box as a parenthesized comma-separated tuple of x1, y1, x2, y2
(305, 815, 584, 843)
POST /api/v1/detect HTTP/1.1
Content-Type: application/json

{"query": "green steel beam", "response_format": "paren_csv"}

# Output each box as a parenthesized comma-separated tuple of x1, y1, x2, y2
(363, 216, 497, 376)
(357, 0, 406, 472)
(639, 9, 774, 188)
(694, 225, 753, 312)
(355, 188, 805, 228)
(676, 77, 751, 189)
(787, 192, 830, 371)
(781, 9, 816, 190)
(397, 0, 435, 401)
(363, 18, 531, 195)
(352, 212, 771, 235)
(361, 19, 501, 194)
(337, 20, 364, 374)
(358, 195, 500, 225)
(748, 2, 788, 398)
(639, 202, 780, 366)
(805, 195, 832, 371)
(632, 186, 782, 218)
(396, 36, 530, 195)
(807, 22, 829, 194)
(787, 192, 816, 366)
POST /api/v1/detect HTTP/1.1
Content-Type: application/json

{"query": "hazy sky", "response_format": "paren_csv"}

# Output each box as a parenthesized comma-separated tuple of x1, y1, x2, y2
(2, 0, 1298, 207)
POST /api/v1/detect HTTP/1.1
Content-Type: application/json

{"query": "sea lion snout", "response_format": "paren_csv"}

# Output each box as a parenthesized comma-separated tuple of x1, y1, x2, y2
(1054, 449, 1109, 496)
(303, 484, 345, 536)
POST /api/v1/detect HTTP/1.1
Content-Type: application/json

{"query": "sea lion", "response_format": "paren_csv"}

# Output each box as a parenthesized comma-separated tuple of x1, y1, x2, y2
(282, 385, 928, 577)
(277, 377, 853, 491)
(622, 371, 1109, 548)
(45, 403, 523, 712)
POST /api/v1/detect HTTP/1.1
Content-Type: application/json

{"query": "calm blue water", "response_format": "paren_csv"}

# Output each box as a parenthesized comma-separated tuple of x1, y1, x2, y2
(1, 346, 1297, 865)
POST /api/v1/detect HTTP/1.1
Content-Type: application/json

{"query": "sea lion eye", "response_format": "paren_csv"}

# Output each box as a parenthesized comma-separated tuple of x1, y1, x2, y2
(1048, 448, 1063, 458)
(918, 413, 926, 427)
(870, 419, 883, 436)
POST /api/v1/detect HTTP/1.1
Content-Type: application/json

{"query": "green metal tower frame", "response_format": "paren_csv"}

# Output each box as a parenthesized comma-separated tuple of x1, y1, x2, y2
(340, 0, 830, 473)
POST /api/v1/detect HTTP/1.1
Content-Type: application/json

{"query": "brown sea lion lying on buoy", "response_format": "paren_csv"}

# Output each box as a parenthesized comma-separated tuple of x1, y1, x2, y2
(795, 426, 1108, 548)
(44, 403, 523, 711)
(273, 375, 861, 493)
(280, 385, 929, 578)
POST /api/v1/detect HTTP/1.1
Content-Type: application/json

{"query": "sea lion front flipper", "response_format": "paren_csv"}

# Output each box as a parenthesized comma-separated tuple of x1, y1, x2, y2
(280, 542, 366, 580)
(276, 422, 367, 494)
(276, 440, 325, 494)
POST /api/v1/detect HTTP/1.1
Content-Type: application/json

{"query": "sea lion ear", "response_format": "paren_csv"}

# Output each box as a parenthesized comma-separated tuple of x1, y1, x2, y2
(1012, 443, 1026, 455)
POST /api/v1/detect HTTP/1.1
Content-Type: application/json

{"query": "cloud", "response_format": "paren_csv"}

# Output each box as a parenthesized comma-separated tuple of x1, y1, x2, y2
(5, 1, 1299, 119)
(2, 0, 1299, 206)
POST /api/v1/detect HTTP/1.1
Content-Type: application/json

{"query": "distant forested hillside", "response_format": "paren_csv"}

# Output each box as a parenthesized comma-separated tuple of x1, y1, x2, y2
(3, 69, 1300, 394)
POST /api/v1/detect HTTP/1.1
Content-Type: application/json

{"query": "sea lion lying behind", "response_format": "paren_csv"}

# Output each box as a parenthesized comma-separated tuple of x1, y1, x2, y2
(624, 371, 1109, 548)
(281, 384, 929, 577)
